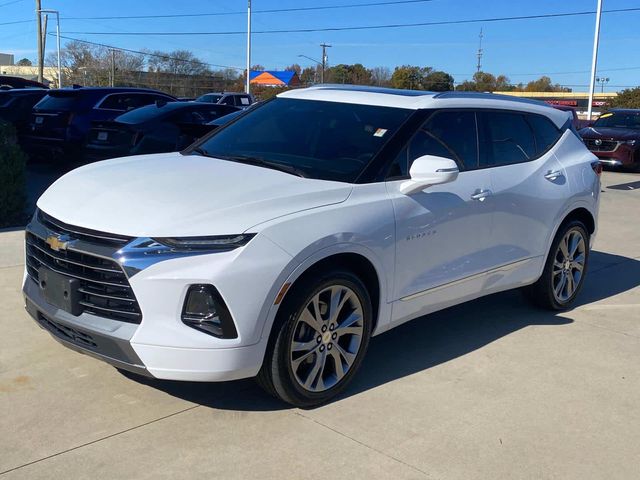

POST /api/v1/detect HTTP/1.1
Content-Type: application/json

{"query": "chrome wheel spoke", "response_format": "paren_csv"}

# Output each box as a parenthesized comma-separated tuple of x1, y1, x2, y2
(303, 351, 325, 390)
(329, 349, 347, 381)
(292, 338, 318, 352)
(299, 308, 323, 334)
(559, 236, 570, 259)
(292, 346, 319, 369)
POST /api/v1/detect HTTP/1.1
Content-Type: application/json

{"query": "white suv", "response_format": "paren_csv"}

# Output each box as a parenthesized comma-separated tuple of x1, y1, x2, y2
(23, 86, 600, 406)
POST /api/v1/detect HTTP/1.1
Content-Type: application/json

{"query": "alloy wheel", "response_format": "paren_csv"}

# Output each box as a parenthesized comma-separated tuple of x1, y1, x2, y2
(289, 285, 364, 392)
(552, 228, 586, 303)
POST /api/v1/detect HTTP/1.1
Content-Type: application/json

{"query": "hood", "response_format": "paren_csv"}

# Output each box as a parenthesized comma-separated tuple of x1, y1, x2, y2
(579, 126, 640, 141)
(37, 152, 353, 237)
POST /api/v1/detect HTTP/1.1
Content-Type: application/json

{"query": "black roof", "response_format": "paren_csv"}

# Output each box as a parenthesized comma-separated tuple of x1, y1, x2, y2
(0, 75, 48, 90)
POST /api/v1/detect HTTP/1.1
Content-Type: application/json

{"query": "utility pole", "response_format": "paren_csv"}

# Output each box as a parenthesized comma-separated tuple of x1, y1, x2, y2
(110, 49, 116, 87)
(320, 43, 331, 83)
(36, 0, 43, 84)
(476, 28, 483, 73)
(245, 0, 251, 94)
(587, 0, 603, 121)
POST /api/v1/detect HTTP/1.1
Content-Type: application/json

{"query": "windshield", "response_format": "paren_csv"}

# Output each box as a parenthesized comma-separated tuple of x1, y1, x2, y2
(197, 94, 223, 103)
(593, 112, 640, 129)
(116, 104, 168, 124)
(195, 98, 412, 182)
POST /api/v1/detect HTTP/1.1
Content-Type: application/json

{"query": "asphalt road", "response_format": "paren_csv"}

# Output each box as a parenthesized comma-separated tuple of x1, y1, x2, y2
(1, 171, 639, 479)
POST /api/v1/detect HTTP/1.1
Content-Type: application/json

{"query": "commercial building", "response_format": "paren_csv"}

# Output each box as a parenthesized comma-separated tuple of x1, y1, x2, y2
(495, 91, 618, 118)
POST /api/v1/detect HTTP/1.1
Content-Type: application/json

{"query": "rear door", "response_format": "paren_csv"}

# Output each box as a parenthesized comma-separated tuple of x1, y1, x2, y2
(480, 110, 568, 267)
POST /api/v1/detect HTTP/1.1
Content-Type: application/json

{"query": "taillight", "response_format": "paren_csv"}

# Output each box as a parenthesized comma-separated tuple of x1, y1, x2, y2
(591, 160, 603, 176)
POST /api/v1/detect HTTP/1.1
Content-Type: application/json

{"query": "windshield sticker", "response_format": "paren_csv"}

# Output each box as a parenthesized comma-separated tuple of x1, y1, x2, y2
(374, 128, 388, 137)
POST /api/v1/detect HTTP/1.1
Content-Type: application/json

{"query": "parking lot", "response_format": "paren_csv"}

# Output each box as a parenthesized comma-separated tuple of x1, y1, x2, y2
(0, 170, 638, 479)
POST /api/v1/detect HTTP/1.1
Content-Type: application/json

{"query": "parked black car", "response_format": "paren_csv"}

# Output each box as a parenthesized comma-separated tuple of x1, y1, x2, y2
(0, 88, 48, 134)
(0, 75, 48, 90)
(85, 101, 239, 161)
(195, 92, 254, 108)
(21, 86, 176, 161)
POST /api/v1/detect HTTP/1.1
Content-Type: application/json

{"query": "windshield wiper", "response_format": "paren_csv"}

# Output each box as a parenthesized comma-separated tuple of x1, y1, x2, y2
(190, 147, 213, 157)
(221, 155, 307, 178)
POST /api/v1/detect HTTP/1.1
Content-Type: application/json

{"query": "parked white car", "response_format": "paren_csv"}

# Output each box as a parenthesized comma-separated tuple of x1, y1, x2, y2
(23, 86, 600, 406)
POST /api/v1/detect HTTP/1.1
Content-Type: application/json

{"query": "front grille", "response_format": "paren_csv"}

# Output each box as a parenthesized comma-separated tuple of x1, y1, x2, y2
(584, 139, 619, 152)
(26, 220, 142, 324)
(38, 210, 133, 245)
(37, 313, 97, 349)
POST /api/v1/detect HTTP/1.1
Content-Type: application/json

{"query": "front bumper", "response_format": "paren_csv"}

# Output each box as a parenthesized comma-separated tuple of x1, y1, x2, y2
(22, 212, 293, 382)
(24, 275, 268, 381)
(588, 145, 638, 168)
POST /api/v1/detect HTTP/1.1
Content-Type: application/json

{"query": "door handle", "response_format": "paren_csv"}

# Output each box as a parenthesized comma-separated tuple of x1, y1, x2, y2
(470, 189, 492, 202)
(544, 170, 564, 181)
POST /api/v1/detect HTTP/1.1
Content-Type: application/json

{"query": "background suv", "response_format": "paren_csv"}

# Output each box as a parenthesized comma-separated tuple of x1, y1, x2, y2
(85, 101, 239, 161)
(21, 86, 176, 162)
(24, 86, 599, 407)
(579, 109, 640, 171)
(195, 92, 254, 108)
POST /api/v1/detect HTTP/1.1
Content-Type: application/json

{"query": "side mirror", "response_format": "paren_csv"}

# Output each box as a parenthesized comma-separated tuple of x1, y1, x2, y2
(400, 155, 459, 195)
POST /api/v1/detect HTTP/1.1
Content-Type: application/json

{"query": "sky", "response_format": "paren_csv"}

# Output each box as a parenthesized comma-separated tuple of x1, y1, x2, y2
(1, 0, 639, 92)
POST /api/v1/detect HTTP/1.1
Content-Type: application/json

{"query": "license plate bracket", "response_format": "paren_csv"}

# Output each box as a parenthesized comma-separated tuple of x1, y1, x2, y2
(38, 267, 83, 316)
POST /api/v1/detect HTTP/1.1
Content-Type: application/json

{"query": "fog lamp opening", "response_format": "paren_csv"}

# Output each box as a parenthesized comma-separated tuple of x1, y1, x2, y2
(182, 285, 238, 339)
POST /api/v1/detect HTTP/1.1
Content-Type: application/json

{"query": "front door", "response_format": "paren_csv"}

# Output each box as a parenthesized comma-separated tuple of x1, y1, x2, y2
(386, 110, 494, 304)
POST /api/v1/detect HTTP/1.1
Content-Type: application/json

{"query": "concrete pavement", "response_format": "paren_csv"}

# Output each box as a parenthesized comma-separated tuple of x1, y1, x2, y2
(1, 171, 639, 479)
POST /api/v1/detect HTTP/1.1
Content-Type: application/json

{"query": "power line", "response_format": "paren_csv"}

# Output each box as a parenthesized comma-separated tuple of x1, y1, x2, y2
(0, 0, 26, 7)
(60, 7, 640, 36)
(60, 0, 437, 20)
(0, 19, 31, 26)
(52, 34, 245, 71)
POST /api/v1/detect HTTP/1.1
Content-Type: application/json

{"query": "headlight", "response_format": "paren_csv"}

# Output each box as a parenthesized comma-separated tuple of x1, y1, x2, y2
(153, 234, 255, 251)
(625, 140, 637, 146)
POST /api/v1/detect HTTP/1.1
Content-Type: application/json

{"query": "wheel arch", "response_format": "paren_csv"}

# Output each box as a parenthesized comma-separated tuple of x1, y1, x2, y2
(259, 245, 388, 353)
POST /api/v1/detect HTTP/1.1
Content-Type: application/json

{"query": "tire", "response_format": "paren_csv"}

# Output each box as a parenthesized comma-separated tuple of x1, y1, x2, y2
(525, 220, 590, 310)
(257, 269, 373, 407)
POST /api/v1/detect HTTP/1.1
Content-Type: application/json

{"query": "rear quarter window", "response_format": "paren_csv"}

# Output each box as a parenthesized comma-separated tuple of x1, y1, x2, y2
(526, 114, 562, 154)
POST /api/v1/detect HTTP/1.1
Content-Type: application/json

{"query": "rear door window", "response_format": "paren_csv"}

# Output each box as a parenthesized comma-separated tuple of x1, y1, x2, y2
(479, 111, 536, 166)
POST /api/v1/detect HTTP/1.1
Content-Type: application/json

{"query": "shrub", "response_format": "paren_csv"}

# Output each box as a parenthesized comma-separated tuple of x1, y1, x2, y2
(0, 121, 27, 227)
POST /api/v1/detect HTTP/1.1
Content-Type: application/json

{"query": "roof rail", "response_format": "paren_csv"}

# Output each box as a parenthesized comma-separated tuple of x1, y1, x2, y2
(306, 84, 435, 97)
(433, 91, 551, 107)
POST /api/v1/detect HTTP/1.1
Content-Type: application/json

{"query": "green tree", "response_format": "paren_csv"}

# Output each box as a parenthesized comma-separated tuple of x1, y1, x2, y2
(325, 64, 372, 85)
(16, 58, 32, 66)
(285, 64, 302, 76)
(525, 76, 570, 92)
(609, 87, 640, 109)
(423, 71, 454, 91)
(390, 65, 433, 90)
(300, 66, 319, 85)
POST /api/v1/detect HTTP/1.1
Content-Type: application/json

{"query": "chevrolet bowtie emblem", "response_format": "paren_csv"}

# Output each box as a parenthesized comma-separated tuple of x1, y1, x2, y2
(46, 235, 69, 252)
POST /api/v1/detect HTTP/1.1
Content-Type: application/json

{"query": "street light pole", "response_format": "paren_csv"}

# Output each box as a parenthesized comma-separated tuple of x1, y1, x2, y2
(37, 9, 62, 88)
(245, 0, 251, 94)
(297, 54, 323, 85)
(587, 0, 603, 121)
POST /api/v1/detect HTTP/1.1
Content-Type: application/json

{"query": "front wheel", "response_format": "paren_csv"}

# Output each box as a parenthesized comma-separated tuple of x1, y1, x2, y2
(525, 220, 590, 310)
(257, 270, 373, 407)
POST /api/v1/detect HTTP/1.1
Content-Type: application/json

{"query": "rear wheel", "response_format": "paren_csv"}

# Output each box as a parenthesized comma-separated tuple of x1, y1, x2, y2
(525, 220, 590, 310)
(257, 270, 372, 407)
